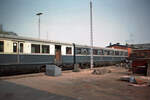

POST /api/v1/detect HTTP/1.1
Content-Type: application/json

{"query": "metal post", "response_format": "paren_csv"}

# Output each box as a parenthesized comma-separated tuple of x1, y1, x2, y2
(17, 41, 20, 64)
(73, 43, 76, 66)
(38, 15, 40, 39)
(90, 0, 94, 69)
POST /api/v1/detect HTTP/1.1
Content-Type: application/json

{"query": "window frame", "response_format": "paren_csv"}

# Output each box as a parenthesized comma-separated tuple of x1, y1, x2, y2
(42, 45, 50, 54)
(110, 50, 114, 55)
(31, 44, 40, 53)
(13, 42, 18, 53)
(0, 41, 4, 52)
(66, 47, 72, 55)
(19, 43, 24, 53)
(76, 48, 82, 54)
(115, 51, 119, 56)
(104, 50, 108, 55)
(81, 48, 89, 55)
(97, 49, 104, 55)
(93, 49, 98, 55)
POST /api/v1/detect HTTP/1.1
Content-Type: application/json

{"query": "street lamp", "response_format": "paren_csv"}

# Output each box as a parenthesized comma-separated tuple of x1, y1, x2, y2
(90, 0, 94, 69)
(36, 13, 43, 39)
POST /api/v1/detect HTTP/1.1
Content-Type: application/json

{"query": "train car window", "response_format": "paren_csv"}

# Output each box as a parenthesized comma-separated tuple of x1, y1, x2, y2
(0, 41, 4, 52)
(125, 52, 128, 56)
(101, 50, 104, 55)
(31, 44, 40, 53)
(81, 48, 88, 55)
(86, 48, 90, 55)
(93, 49, 98, 55)
(20, 43, 23, 53)
(66, 47, 72, 54)
(42, 45, 49, 53)
(107, 50, 110, 55)
(120, 51, 123, 56)
(76, 48, 81, 54)
(104, 50, 108, 55)
(13, 43, 17, 53)
(97, 50, 100, 55)
(110, 50, 114, 55)
(115, 51, 119, 55)
(122, 51, 124, 56)
(123, 52, 125, 56)
(97, 49, 103, 55)
(76, 48, 89, 55)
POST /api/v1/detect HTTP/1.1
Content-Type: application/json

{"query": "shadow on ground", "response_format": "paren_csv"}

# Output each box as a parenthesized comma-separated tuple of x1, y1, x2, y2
(0, 80, 76, 100)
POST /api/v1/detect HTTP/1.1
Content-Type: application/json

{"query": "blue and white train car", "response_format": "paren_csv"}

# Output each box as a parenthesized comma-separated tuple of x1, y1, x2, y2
(0, 35, 128, 75)
(75, 44, 128, 67)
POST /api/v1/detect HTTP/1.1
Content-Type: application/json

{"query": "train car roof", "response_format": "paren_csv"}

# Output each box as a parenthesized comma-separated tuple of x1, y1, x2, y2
(75, 44, 127, 52)
(0, 34, 128, 52)
(0, 34, 73, 46)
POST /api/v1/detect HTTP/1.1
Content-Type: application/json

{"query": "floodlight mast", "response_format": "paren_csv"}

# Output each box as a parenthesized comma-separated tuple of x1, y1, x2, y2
(90, 0, 94, 69)
(36, 13, 43, 39)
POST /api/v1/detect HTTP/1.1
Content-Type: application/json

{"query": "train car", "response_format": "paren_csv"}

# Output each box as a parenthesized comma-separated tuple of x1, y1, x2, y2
(75, 44, 128, 68)
(0, 34, 128, 76)
(0, 35, 74, 75)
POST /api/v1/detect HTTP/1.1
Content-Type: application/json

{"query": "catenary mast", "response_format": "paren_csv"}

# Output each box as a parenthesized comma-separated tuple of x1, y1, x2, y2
(90, 0, 94, 69)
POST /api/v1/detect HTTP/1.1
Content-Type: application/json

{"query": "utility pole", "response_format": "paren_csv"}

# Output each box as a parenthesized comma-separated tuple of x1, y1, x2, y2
(36, 13, 43, 39)
(90, 0, 94, 69)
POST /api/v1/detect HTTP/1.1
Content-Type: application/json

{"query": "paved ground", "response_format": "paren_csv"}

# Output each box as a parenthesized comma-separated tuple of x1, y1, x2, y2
(0, 66, 150, 100)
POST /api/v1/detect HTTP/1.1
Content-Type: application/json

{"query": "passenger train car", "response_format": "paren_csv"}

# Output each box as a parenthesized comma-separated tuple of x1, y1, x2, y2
(0, 35, 128, 75)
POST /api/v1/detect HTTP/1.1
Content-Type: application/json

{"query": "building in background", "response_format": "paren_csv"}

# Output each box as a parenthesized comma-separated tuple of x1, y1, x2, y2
(129, 43, 150, 50)
(0, 24, 18, 36)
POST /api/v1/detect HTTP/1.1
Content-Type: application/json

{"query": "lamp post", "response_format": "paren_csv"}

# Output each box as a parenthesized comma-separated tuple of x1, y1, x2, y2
(90, 0, 94, 69)
(36, 13, 43, 39)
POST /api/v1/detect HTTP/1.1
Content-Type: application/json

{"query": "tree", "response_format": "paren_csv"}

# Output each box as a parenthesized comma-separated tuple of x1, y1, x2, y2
(0, 31, 18, 36)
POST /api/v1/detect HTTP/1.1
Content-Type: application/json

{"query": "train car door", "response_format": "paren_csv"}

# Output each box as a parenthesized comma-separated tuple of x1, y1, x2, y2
(55, 45, 62, 64)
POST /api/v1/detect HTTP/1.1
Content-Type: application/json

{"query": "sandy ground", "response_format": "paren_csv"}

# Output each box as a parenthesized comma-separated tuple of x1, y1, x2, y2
(0, 66, 150, 100)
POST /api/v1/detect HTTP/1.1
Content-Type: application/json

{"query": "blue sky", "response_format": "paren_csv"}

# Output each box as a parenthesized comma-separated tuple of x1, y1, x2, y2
(0, 0, 150, 47)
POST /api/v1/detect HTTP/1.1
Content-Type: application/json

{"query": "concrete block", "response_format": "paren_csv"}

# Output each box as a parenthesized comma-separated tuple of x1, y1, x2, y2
(45, 65, 62, 76)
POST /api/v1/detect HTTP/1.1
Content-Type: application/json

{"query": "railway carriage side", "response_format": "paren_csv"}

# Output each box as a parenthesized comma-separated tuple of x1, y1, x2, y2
(0, 38, 56, 75)
(0, 36, 128, 75)
(55, 44, 74, 69)
(75, 45, 128, 68)
(0, 37, 76, 75)
(0, 39, 56, 64)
